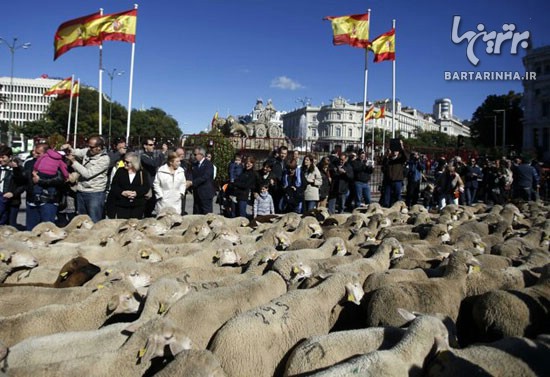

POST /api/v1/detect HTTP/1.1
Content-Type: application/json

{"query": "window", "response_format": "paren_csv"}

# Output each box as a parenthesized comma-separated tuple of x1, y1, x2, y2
(336, 127, 341, 137)
(348, 128, 353, 137)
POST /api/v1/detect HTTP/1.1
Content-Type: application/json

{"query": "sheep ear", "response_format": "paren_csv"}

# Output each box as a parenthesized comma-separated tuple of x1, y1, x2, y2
(125, 320, 143, 334)
(397, 308, 417, 323)
(107, 295, 120, 312)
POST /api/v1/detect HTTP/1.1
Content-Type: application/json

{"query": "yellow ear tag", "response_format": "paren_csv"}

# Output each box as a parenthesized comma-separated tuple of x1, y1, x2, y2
(347, 293, 356, 302)
(138, 347, 147, 358)
(0, 253, 4, 261)
(158, 303, 166, 314)
(292, 266, 300, 274)
(140, 250, 149, 258)
(472, 265, 481, 272)
(96, 284, 105, 290)
(106, 269, 113, 274)
(60, 272, 68, 277)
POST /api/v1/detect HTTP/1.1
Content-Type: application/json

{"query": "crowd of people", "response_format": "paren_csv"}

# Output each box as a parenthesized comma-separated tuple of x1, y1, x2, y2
(0, 137, 546, 231)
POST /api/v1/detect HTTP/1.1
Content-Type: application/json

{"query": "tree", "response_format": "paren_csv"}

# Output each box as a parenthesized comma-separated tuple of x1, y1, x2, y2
(22, 87, 181, 146)
(469, 91, 523, 154)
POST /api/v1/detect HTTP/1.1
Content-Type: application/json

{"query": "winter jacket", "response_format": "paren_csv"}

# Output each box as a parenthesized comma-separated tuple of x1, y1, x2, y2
(301, 166, 323, 201)
(154, 164, 187, 213)
(71, 148, 111, 193)
(109, 168, 151, 209)
(232, 168, 258, 202)
(34, 149, 70, 180)
(254, 192, 275, 216)
(351, 159, 374, 183)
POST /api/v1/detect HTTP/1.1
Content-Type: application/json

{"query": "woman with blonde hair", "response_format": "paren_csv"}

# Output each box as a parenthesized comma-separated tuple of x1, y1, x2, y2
(108, 151, 151, 219)
(154, 150, 187, 214)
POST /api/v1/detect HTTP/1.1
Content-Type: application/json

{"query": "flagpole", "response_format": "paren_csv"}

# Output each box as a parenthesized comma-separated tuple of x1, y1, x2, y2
(73, 78, 80, 148)
(126, 4, 138, 145)
(98, 8, 104, 136)
(361, 9, 371, 158)
(66, 75, 75, 142)
(391, 19, 396, 138)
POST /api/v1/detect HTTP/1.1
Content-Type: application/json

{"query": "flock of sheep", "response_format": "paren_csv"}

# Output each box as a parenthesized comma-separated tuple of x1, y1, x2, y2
(0, 199, 548, 376)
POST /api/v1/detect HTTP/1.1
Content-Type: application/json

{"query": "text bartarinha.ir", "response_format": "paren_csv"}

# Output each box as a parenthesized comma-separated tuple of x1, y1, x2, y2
(444, 71, 536, 81)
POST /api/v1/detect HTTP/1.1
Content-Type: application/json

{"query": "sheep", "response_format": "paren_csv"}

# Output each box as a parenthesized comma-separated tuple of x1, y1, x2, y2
(0, 256, 100, 290)
(159, 271, 287, 349)
(0, 248, 38, 283)
(425, 333, 550, 377)
(469, 263, 550, 342)
(269, 237, 349, 284)
(3, 322, 131, 369)
(0, 278, 141, 347)
(464, 265, 526, 297)
(365, 250, 480, 327)
(209, 272, 364, 377)
(363, 268, 429, 293)
(303, 314, 450, 377)
(5, 318, 192, 377)
(154, 350, 228, 377)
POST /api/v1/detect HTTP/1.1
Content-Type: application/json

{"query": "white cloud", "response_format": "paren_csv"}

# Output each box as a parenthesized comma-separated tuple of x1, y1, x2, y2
(270, 76, 304, 90)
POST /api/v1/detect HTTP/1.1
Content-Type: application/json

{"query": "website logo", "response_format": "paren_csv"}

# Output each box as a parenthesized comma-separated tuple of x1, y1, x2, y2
(451, 15, 530, 66)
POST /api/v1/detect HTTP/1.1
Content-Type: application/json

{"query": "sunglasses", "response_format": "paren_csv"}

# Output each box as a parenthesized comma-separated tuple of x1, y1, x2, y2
(146, 144, 154, 146)
(124, 160, 132, 164)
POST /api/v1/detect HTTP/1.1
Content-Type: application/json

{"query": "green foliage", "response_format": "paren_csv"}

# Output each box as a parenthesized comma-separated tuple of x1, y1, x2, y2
(185, 129, 236, 184)
(22, 87, 182, 145)
(469, 91, 523, 154)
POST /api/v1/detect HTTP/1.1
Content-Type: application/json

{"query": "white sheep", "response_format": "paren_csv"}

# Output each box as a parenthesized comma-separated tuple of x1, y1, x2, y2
(154, 350, 228, 377)
(209, 272, 363, 377)
(161, 270, 288, 349)
(0, 248, 38, 283)
(0, 279, 141, 347)
(365, 250, 480, 327)
(304, 314, 450, 377)
(5, 318, 192, 377)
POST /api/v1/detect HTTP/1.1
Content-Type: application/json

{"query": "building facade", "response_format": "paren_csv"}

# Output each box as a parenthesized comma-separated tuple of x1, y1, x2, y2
(0, 76, 62, 145)
(282, 97, 470, 153)
(522, 45, 550, 161)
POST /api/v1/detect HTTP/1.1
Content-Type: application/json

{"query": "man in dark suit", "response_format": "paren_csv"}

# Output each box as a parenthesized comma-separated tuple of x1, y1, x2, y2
(191, 147, 215, 214)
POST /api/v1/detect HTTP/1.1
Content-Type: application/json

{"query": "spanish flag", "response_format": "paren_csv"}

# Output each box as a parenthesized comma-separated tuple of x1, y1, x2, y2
(71, 81, 80, 97)
(53, 12, 103, 60)
(44, 77, 73, 97)
(375, 106, 386, 119)
(324, 13, 370, 49)
(370, 29, 396, 63)
(364, 106, 375, 121)
(97, 9, 137, 43)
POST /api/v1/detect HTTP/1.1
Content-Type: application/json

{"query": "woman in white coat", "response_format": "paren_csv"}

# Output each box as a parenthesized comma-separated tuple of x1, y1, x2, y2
(153, 151, 187, 214)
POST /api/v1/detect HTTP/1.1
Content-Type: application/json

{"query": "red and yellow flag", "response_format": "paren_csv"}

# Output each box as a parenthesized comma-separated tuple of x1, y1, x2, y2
(375, 106, 386, 119)
(44, 77, 73, 97)
(211, 111, 219, 128)
(324, 13, 370, 49)
(71, 81, 80, 97)
(364, 106, 375, 121)
(97, 9, 137, 43)
(53, 12, 103, 60)
(370, 29, 395, 63)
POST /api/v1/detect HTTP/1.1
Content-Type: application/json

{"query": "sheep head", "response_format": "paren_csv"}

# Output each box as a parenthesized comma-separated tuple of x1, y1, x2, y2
(215, 248, 242, 266)
(53, 256, 101, 288)
(107, 291, 141, 315)
(290, 262, 312, 284)
(2, 249, 38, 269)
(139, 319, 193, 363)
(345, 282, 365, 305)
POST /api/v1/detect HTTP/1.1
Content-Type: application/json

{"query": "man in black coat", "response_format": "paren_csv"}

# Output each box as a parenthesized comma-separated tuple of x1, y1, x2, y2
(191, 147, 215, 214)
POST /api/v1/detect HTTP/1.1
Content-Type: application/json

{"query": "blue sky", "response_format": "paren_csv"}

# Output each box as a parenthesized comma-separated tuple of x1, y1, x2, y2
(1, 0, 548, 135)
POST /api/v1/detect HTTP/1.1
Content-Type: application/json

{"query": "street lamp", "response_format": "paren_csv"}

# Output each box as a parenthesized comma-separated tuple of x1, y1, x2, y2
(494, 109, 506, 155)
(484, 115, 497, 148)
(106, 68, 124, 148)
(0, 37, 31, 146)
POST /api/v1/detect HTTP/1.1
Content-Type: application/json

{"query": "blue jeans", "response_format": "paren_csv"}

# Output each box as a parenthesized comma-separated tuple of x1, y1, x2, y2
(237, 200, 248, 218)
(383, 181, 403, 207)
(77, 191, 106, 223)
(304, 200, 317, 212)
(354, 182, 371, 207)
(26, 203, 58, 230)
(328, 191, 348, 214)
(0, 197, 10, 225)
(465, 187, 477, 205)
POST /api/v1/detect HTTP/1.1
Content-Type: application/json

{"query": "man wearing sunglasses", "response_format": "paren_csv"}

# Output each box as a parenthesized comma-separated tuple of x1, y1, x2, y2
(191, 147, 215, 214)
(139, 138, 166, 217)
(61, 136, 110, 223)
